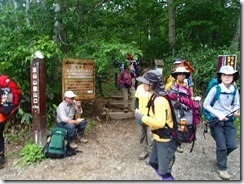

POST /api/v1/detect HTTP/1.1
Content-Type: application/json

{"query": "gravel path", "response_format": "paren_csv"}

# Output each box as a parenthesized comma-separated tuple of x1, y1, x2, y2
(0, 118, 240, 181)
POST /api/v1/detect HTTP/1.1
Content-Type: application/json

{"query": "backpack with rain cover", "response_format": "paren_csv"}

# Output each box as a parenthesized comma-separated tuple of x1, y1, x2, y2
(148, 85, 201, 152)
(0, 75, 22, 116)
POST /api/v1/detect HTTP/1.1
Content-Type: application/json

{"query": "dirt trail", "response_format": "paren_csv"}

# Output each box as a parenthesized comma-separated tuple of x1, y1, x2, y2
(0, 119, 240, 181)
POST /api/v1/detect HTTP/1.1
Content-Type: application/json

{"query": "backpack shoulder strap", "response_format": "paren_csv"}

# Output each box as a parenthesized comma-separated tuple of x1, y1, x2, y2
(231, 86, 237, 105)
(164, 95, 177, 130)
(147, 93, 156, 116)
(211, 85, 221, 106)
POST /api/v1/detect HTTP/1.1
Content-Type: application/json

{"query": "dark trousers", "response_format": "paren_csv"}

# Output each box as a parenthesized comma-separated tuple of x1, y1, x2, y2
(0, 122, 6, 157)
(149, 138, 177, 175)
(210, 120, 237, 171)
(57, 120, 87, 143)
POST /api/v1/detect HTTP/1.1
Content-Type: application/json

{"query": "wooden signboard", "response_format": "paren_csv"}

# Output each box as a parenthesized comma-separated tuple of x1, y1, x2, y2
(62, 59, 95, 100)
(182, 60, 195, 73)
(218, 55, 237, 71)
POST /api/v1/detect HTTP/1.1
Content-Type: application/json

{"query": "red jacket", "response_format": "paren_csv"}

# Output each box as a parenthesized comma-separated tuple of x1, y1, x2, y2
(0, 113, 8, 123)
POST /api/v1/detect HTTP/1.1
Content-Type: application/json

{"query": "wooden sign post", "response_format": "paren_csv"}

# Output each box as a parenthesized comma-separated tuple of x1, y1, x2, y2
(154, 59, 164, 76)
(218, 55, 237, 70)
(30, 51, 47, 146)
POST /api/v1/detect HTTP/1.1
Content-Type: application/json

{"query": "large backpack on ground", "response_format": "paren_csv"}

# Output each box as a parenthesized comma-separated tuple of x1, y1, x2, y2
(202, 77, 237, 123)
(148, 85, 201, 152)
(43, 127, 69, 159)
(0, 75, 22, 116)
(43, 127, 80, 159)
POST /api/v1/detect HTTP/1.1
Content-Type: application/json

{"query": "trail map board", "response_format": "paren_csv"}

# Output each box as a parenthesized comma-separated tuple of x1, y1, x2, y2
(62, 59, 95, 100)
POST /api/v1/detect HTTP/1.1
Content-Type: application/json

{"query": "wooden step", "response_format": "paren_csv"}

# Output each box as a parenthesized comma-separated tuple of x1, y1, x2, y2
(108, 111, 134, 120)
(110, 95, 133, 100)
(109, 102, 132, 108)
(110, 95, 123, 99)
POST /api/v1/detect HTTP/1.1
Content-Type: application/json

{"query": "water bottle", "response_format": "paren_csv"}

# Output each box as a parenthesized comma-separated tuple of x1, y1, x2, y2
(180, 118, 188, 131)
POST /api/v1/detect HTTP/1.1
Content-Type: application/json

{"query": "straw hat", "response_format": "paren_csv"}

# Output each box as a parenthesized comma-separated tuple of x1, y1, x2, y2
(171, 67, 190, 79)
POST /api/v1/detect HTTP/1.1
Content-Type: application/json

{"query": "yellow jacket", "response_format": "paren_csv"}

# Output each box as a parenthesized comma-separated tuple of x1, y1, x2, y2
(134, 84, 152, 115)
(142, 95, 173, 142)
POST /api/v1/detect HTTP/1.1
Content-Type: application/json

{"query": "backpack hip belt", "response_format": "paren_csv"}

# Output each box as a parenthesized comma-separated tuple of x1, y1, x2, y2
(151, 127, 173, 139)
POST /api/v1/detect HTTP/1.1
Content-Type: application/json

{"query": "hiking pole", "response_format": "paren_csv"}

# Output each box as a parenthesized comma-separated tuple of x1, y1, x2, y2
(203, 122, 208, 139)
(206, 109, 239, 129)
(203, 109, 238, 138)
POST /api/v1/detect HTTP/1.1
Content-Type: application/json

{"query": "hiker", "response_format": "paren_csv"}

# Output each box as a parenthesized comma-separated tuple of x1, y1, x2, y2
(118, 63, 136, 113)
(134, 68, 153, 162)
(203, 65, 240, 180)
(165, 66, 191, 153)
(135, 70, 177, 180)
(165, 58, 194, 97)
(165, 66, 191, 92)
(0, 75, 22, 169)
(56, 90, 88, 149)
(0, 113, 8, 169)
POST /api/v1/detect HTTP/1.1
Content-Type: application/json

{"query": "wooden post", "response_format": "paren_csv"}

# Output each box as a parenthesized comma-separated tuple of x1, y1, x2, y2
(30, 51, 47, 146)
(154, 59, 164, 76)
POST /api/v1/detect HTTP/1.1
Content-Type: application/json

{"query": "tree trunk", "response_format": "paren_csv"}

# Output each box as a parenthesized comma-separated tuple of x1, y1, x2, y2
(168, 0, 176, 53)
(230, 14, 240, 52)
(26, 0, 30, 26)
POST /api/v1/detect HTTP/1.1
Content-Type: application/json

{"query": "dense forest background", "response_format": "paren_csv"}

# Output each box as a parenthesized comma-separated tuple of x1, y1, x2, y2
(0, 0, 240, 127)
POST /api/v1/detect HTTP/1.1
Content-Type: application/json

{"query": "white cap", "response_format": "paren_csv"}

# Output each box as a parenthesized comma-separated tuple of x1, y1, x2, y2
(64, 91, 77, 98)
(218, 65, 237, 75)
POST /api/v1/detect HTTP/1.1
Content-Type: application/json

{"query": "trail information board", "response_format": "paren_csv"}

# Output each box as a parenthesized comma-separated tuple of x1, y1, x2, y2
(62, 59, 95, 100)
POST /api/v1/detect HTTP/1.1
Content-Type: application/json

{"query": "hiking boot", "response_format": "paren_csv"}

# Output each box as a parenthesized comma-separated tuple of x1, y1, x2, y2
(75, 135, 88, 144)
(69, 142, 78, 149)
(80, 137, 88, 144)
(162, 176, 174, 180)
(176, 146, 183, 153)
(162, 174, 174, 180)
(138, 151, 148, 160)
(124, 108, 128, 113)
(218, 170, 230, 180)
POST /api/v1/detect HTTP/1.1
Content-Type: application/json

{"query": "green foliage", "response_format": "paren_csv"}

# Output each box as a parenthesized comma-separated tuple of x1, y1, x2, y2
(234, 117, 240, 137)
(20, 143, 46, 166)
(5, 128, 31, 143)
(85, 119, 96, 132)
(0, 0, 240, 128)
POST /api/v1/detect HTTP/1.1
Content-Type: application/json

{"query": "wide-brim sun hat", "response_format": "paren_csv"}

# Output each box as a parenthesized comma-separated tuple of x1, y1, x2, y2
(136, 70, 162, 84)
(64, 90, 77, 98)
(171, 66, 190, 79)
(173, 58, 183, 64)
(217, 65, 239, 82)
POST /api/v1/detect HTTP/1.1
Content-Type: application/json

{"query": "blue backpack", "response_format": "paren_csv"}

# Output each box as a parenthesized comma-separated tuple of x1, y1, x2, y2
(203, 77, 237, 122)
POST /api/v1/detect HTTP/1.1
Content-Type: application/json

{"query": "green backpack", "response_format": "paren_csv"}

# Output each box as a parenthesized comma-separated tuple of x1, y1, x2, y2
(43, 127, 68, 159)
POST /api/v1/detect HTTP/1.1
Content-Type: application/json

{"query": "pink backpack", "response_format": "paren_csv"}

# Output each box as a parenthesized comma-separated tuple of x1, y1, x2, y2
(119, 70, 132, 89)
(149, 85, 201, 152)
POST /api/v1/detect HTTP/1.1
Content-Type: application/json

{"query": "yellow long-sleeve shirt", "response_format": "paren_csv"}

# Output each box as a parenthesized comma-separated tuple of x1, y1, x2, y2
(134, 84, 152, 115)
(142, 95, 173, 142)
